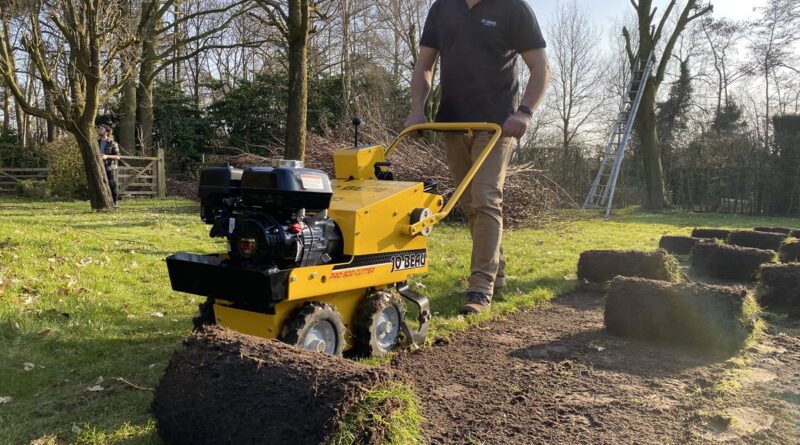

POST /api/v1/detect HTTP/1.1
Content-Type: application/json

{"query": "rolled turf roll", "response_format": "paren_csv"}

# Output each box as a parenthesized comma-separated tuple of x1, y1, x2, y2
(779, 240, 800, 263)
(727, 230, 788, 251)
(605, 277, 759, 353)
(758, 263, 800, 309)
(691, 228, 731, 240)
(754, 227, 795, 235)
(152, 327, 415, 445)
(659, 236, 706, 255)
(691, 242, 776, 281)
(577, 249, 680, 285)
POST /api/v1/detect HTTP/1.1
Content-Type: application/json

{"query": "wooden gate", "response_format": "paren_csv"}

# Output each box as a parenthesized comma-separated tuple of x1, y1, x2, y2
(0, 167, 49, 193)
(116, 149, 166, 199)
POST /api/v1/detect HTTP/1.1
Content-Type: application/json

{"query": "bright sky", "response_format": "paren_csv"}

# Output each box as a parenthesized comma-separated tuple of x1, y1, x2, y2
(529, 0, 768, 35)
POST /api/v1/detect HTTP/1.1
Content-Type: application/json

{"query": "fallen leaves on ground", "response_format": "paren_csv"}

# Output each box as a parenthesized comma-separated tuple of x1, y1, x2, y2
(87, 376, 105, 392)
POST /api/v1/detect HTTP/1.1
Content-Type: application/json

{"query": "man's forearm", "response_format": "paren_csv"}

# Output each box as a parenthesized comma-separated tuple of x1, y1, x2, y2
(410, 68, 433, 116)
(519, 66, 550, 113)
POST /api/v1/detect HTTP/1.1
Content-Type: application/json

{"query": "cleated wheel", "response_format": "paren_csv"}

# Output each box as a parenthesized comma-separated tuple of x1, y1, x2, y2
(192, 299, 216, 331)
(281, 302, 346, 356)
(355, 291, 406, 357)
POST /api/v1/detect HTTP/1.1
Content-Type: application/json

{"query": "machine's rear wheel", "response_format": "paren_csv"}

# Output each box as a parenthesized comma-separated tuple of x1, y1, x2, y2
(281, 302, 346, 356)
(355, 291, 406, 357)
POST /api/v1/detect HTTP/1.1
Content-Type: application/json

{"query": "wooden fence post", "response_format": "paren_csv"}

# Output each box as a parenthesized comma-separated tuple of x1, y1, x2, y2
(157, 148, 167, 198)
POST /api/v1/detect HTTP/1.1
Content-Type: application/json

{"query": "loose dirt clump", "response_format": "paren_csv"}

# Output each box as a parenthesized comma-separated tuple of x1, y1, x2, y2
(759, 263, 800, 310)
(727, 230, 788, 251)
(778, 240, 800, 263)
(659, 236, 706, 255)
(604, 277, 758, 353)
(692, 228, 731, 240)
(577, 249, 680, 285)
(152, 327, 394, 445)
(691, 242, 776, 281)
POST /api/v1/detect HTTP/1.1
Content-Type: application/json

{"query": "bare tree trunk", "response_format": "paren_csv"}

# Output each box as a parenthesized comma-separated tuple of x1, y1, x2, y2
(2, 85, 8, 129)
(73, 122, 115, 210)
(625, 0, 710, 210)
(635, 83, 668, 209)
(137, 1, 158, 153)
(43, 88, 56, 142)
(284, 0, 310, 161)
(341, 0, 352, 127)
(120, 72, 137, 152)
(14, 98, 23, 147)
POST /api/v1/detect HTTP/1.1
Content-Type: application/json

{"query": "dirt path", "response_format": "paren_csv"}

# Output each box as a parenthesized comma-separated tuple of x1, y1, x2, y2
(391, 293, 800, 444)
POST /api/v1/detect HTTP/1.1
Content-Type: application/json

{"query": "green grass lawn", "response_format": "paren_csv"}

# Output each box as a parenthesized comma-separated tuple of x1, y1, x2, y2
(1, 198, 798, 444)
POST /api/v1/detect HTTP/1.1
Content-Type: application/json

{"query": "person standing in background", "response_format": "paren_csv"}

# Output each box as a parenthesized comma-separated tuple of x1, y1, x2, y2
(97, 124, 121, 207)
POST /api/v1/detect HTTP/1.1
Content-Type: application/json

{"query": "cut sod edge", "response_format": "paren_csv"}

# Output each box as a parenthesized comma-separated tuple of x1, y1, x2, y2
(331, 382, 424, 445)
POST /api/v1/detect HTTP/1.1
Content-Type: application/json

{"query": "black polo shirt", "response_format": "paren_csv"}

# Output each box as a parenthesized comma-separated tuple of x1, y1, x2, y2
(420, 0, 546, 125)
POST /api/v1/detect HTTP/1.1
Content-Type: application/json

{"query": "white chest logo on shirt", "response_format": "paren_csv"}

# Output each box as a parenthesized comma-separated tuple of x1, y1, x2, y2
(481, 18, 498, 28)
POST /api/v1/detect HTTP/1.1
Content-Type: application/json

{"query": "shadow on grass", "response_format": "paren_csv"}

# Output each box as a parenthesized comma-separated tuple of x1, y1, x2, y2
(1, 317, 189, 445)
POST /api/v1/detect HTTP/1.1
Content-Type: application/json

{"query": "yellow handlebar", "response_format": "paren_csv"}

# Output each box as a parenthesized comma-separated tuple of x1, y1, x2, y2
(385, 122, 503, 236)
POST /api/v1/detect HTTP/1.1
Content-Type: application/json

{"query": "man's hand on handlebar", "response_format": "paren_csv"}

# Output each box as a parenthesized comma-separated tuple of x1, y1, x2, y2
(404, 113, 428, 137)
(502, 111, 531, 139)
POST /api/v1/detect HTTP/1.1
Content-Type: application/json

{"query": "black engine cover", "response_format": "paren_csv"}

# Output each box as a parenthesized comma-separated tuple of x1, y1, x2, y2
(240, 166, 332, 214)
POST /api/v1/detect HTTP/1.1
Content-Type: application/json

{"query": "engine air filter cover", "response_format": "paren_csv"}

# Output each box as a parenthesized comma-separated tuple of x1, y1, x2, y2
(240, 166, 333, 213)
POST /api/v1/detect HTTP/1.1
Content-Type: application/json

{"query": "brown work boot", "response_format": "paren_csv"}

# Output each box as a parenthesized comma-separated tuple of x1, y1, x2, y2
(460, 291, 492, 315)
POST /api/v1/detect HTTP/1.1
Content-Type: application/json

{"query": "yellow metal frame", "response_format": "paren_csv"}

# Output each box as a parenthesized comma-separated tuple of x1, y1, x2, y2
(211, 122, 502, 351)
(385, 122, 503, 235)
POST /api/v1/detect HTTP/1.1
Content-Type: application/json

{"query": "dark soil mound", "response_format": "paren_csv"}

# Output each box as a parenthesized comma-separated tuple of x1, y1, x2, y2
(605, 277, 758, 353)
(727, 230, 788, 251)
(759, 263, 800, 309)
(779, 240, 800, 263)
(152, 327, 393, 445)
(659, 236, 706, 256)
(577, 249, 679, 285)
(754, 227, 796, 235)
(691, 228, 731, 240)
(691, 242, 776, 281)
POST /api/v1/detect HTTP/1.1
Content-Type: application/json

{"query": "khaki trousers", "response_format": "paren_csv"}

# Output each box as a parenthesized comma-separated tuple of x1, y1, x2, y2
(443, 132, 513, 297)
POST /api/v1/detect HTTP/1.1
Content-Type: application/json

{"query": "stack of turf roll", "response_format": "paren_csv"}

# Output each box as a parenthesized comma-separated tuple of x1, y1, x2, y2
(727, 230, 788, 251)
(758, 263, 800, 311)
(691, 242, 776, 281)
(779, 240, 800, 263)
(691, 228, 731, 240)
(754, 227, 795, 235)
(605, 277, 760, 353)
(659, 236, 706, 256)
(152, 327, 421, 445)
(577, 249, 680, 289)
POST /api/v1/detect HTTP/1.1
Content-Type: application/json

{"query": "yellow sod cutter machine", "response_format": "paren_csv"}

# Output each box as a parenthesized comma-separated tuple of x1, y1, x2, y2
(166, 122, 502, 357)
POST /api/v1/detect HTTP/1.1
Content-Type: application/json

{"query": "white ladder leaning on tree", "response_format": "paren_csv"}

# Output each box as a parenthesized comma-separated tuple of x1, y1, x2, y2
(583, 50, 655, 217)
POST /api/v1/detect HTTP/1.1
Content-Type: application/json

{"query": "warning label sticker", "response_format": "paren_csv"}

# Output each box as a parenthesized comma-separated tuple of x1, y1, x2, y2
(300, 174, 325, 191)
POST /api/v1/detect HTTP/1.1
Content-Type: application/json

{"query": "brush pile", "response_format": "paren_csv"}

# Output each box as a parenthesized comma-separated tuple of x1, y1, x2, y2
(221, 134, 566, 227)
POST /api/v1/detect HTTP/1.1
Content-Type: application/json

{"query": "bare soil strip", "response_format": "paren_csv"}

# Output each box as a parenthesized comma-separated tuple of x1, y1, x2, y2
(392, 293, 800, 445)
